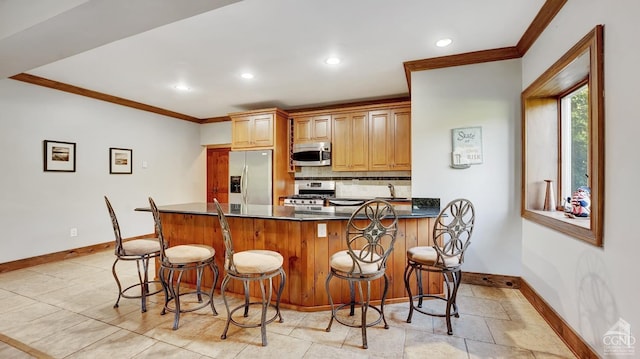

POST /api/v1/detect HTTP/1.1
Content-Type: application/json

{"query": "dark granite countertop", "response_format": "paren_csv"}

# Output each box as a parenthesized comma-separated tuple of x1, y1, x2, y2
(135, 202, 439, 221)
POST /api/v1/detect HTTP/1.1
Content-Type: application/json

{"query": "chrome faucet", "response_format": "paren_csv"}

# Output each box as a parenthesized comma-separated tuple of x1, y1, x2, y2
(387, 183, 396, 199)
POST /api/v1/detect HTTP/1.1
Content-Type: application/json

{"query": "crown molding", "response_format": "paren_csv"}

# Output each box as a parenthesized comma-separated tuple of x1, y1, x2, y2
(10, 1, 567, 123)
(10, 73, 201, 123)
(403, 0, 567, 89)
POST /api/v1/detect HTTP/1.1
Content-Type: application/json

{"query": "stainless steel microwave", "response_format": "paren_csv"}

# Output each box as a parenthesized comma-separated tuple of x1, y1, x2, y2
(292, 142, 331, 166)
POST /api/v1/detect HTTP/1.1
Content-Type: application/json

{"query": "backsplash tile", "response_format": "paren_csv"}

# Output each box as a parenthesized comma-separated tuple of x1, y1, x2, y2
(336, 180, 411, 199)
(294, 166, 412, 199)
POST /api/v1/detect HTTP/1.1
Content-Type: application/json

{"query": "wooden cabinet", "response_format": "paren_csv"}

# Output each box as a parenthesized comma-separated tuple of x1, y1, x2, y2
(368, 107, 411, 171)
(332, 111, 369, 171)
(228, 108, 294, 204)
(231, 112, 274, 149)
(293, 115, 331, 143)
(289, 101, 411, 172)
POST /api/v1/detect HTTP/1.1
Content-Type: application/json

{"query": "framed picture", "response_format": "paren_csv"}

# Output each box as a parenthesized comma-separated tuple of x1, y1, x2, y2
(109, 148, 133, 174)
(451, 126, 483, 167)
(43, 140, 76, 172)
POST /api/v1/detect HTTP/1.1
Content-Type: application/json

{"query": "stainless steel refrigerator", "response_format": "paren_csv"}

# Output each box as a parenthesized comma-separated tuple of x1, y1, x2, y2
(228, 150, 273, 205)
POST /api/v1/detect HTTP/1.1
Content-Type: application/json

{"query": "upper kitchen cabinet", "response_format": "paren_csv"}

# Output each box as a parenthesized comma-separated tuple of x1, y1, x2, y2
(293, 115, 331, 143)
(332, 111, 369, 171)
(230, 108, 288, 150)
(368, 106, 411, 171)
(229, 108, 294, 201)
(289, 101, 411, 172)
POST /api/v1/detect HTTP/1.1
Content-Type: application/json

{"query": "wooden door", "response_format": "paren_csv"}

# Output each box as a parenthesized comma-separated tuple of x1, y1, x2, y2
(331, 113, 351, 171)
(311, 115, 331, 142)
(251, 113, 274, 147)
(368, 110, 392, 171)
(349, 112, 369, 171)
(231, 116, 253, 148)
(391, 107, 411, 170)
(293, 116, 313, 143)
(206, 148, 230, 203)
(332, 112, 368, 171)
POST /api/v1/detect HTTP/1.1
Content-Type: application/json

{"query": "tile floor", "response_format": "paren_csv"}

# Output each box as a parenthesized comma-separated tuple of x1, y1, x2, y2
(0, 250, 576, 358)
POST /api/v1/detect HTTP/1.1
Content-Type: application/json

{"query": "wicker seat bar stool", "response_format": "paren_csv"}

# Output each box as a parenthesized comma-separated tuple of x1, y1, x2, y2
(213, 199, 286, 347)
(104, 196, 162, 313)
(149, 197, 219, 330)
(325, 199, 398, 349)
(404, 198, 475, 335)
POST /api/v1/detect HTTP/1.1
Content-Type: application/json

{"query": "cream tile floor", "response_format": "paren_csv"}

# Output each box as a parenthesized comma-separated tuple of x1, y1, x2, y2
(0, 250, 576, 359)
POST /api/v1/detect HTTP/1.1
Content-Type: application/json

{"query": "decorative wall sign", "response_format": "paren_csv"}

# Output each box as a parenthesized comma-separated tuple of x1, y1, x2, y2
(109, 148, 132, 174)
(451, 126, 483, 168)
(43, 140, 76, 172)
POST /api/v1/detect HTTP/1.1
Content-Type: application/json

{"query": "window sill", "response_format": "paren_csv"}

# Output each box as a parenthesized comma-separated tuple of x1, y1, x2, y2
(522, 209, 596, 245)
(528, 209, 590, 229)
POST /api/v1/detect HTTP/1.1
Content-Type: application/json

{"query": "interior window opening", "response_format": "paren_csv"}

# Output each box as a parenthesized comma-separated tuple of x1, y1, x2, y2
(560, 83, 589, 209)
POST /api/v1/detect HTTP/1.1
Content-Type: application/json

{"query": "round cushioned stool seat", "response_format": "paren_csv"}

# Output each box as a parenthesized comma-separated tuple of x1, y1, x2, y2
(165, 245, 215, 265)
(230, 250, 283, 274)
(407, 246, 460, 267)
(121, 239, 161, 256)
(329, 250, 381, 274)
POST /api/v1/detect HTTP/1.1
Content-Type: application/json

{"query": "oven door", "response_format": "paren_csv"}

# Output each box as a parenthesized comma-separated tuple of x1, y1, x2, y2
(328, 199, 365, 206)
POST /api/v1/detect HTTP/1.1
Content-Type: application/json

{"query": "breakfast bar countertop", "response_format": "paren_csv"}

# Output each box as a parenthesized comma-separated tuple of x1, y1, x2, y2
(135, 202, 439, 221)
(140, 201, 441, 309)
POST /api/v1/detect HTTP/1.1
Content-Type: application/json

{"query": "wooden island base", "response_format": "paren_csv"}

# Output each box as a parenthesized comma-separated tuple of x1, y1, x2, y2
(155, 206, 442, 311)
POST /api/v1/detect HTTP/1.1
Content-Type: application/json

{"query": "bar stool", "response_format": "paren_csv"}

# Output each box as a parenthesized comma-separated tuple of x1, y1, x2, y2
(149, 197, 219, 330)
(325, 199, 398, 349)
(404, 198, 475, 335)
(213, 199, 286, 346)
(104, 196, 162, 312)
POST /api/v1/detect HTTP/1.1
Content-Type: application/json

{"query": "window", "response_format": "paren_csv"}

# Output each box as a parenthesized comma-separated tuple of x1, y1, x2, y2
(560, 83, 589, 208)
(521, 25, 604, 246)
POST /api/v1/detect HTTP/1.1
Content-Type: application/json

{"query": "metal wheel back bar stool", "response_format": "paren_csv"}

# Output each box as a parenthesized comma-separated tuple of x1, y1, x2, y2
(213, 199, 286, 347)
(325, 199, 398, 349)
(105, 196, 162, 312)
(404, 198, 475, 335)
(149, 197, 219, 330)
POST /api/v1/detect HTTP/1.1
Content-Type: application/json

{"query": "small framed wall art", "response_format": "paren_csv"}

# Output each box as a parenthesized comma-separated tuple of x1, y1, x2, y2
(43, 140, 76, 172)
(109, 148, 132, 174)
(451, 126, 483, 168)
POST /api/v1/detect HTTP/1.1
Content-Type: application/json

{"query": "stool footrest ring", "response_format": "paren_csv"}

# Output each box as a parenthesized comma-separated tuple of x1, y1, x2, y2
(120, 280, 163, 300)
(331, 302, 386, 329)
(226, 302, 283, 329)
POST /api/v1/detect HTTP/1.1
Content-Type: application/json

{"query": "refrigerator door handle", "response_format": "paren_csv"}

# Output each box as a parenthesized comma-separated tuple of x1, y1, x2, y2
(241, 164, 248, 204)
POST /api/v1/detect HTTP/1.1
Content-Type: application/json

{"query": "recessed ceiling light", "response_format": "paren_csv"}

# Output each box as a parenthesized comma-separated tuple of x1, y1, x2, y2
(241, 73, 254, 79)
(325, 57, 341, 65)
(173, 84, 191, 91)
(436, 38, 453, 47)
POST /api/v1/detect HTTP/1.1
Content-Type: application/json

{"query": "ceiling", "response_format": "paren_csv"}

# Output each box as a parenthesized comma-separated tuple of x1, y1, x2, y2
(1, 0, 546, 120)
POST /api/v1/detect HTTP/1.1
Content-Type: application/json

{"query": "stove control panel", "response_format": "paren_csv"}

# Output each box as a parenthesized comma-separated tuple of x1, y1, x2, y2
(283, 197, 326, 206)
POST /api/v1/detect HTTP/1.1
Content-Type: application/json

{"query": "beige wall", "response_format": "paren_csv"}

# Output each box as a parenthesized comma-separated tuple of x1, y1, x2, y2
(521, 1, 639, 356)
(411, 59, 523, 277)
(0, 79, 206, 262)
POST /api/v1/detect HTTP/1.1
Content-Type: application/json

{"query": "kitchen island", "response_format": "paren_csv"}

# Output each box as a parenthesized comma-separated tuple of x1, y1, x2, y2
(138, 202, 441, 311)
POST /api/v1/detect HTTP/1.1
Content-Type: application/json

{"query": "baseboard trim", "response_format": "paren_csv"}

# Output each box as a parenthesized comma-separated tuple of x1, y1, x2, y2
(0, 234, 155, 273)
(520, 279, 599, 358)
(462, 271, 597, 358)
(461, 271, 521, 289)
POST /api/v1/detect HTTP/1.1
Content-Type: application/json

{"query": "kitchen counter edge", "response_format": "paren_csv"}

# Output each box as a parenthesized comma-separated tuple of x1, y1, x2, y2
(135, 202, 438, 221)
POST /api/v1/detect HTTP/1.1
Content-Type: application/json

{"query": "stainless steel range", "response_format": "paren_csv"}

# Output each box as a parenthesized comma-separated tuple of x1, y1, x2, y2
(283, 180, 335, 206)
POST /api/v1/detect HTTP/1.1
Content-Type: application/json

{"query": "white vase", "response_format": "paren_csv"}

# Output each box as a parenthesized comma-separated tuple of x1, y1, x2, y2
(543, 179, 556, 211)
